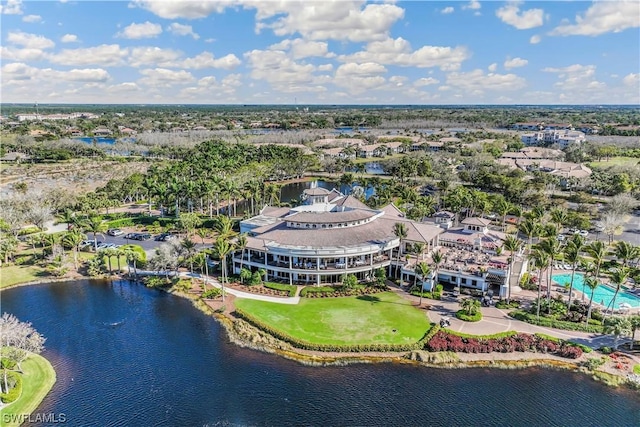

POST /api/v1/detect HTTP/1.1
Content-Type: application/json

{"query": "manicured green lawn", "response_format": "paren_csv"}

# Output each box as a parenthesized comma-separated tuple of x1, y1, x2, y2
(0, 265, 46, 289)
(0, 354, 56, 427)
(235, 292, 431, 345)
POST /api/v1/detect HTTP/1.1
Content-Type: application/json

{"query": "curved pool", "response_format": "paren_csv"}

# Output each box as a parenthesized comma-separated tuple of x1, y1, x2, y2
(552, 273, 640, 309)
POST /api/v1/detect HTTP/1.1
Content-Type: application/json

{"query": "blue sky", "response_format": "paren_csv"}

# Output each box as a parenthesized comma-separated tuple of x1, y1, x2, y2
(1, 0, 639, 104)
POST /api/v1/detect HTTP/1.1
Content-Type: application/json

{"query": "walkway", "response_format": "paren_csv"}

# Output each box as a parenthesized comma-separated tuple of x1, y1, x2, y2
(137, 270, 301, 304)
(393, 287, 622, 349)
(135, 269, 622, 349)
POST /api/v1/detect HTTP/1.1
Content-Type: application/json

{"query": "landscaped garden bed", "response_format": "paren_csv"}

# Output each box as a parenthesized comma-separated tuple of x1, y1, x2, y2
(300, 284, 387, 298)
(230, 282, 295, 298)
(426, 330, 584, 359)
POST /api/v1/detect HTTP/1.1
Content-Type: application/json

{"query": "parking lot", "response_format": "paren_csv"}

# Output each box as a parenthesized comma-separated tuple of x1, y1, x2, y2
(83, 230, 208, 257)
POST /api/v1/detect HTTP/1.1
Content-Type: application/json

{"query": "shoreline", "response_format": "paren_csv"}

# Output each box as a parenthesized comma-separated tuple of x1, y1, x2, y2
(3, 275, 638, 392)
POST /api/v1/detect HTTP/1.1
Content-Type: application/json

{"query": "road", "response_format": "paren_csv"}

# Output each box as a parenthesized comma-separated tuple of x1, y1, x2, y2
(620, 212, 640, 246)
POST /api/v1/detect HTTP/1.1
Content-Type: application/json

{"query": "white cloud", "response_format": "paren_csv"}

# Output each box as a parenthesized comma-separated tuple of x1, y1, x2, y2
(463, 1, 481, 11)
(253, 1, 405, 43)
(132, 0, 235, 19)
(270, 38, 335, 59)
(504, 57, 528, 70)
(49, 44, 129, 66)
(445, 69, 527, 92)
(338, 37, 469, 71)
(550, 0, 640, 37)
(1, 62, 110, 84)
(61, 34, 79, 43)
(414, 77, 439, 87)
(441, 7, 454, 15)
(1, 46, 47, 62)
(542, 64, 605, 91)
(138, 68, 195, 87)
(107, 82, 142, 94)
(167, 23, 200, 39)
(318, 64, 333, 72)
(488, 63, 497, 72)
(0, 0, 23, 15)
(117, 21, 163, 39)
(496, 2, 545, 30)
(334, 62, 387, 94)
(6, 31, 55, 49)
(529, 35, 541, 44)
(182, 52, 241, 70)
(244, 49, 321, 93)
(22, 14, 42, 23)
(128, 47, 183, 68)
(623, 73, 640, 86)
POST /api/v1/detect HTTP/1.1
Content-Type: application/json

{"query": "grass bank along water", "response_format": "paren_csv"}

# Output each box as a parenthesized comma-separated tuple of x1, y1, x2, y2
(0, 354, 57, 427)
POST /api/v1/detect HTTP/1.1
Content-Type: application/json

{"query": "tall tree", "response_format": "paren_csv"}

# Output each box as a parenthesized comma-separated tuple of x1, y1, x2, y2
(430, 249, 443, 293)
(416, 262, 431, 307)
(564, 234, 585, 309)
(392, 222, 408, 280)
(214, 236, 235, 302)
(503, 234, 522, 304)
(62, 230, 86, 271)
(83, 216, 106, 251)
(605, 267, 630, 318)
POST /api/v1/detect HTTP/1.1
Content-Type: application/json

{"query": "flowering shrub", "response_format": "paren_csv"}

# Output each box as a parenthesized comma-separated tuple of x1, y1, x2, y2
(426, 331, 583, 359)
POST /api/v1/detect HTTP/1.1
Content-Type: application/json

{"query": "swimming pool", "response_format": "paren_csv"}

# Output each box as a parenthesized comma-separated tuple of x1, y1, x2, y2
(552, 273, 640, 309)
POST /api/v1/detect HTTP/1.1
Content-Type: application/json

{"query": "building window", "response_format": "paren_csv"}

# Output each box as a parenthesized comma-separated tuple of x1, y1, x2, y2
(472, 280, 477, 287)
(461, 278, 467, 284)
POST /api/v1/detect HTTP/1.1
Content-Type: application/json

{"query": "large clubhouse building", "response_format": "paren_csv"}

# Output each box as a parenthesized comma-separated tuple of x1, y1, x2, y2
(234, 186, 522, 297)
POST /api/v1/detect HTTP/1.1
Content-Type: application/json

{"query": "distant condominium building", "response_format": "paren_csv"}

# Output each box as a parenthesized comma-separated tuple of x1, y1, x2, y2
(521, 129, 585, 149)
(235, 187, 522, 297)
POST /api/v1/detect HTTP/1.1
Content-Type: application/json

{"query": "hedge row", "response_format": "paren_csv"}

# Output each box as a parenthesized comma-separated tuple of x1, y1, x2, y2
(534, 333, 593, 353)
(235, 308, 432, 352)
(299, 286, 339, 297)
(445, 330, 518, 340)
(427, 331, 584, 359)
(299, 285, 386, 298)
(104, 218, 135, 228)
(263, 282, 297, 297)
(0, 371, 22, 403)
(510, 310, 604, 334)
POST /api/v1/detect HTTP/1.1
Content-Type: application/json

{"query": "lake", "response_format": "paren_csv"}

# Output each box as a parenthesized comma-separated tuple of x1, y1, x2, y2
(2, 280, 639, 426)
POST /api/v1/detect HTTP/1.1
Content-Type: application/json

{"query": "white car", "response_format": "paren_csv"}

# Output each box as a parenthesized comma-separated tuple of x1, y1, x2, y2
(557, 235, 565, 242)
(578, 230, 589, 237)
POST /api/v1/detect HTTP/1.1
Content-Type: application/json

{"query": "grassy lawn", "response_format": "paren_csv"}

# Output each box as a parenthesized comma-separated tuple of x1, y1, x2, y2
(235, 292, 431, 345)
(0, 354, 56, 427)
(0, 265, 47, 289)
(588, 156, 640, 169)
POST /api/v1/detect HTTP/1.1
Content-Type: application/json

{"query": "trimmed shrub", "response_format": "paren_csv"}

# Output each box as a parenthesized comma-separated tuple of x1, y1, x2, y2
(104, 218, 135, 228)
(455, 309, 482, 322)
(426, 330, 584, 359)
(0, 371, 22, 403)
(202, 288, 222, 299)
(510, 310, 604, 333)
(263, 282, 297, 297)
(144, 276, 172, 288)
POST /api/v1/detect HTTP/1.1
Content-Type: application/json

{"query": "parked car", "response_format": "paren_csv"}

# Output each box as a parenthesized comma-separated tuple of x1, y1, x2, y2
(107, 228, 124, 236)
(578, 230, 589, 237)
(96, 242, 116, 250)
(79, 240, 94, 248)
(155, 233, 176, 242)
(124, 233, 138, 240)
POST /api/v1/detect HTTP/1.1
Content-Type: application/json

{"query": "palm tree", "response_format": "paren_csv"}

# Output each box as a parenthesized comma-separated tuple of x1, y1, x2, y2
(605, 267, 630, 318)
(392, 222, 408, 280)
(529, 249, 550, 321)
(180, 238, 197, 274)
(430, 249, 443, 293)
(102, 247, 117, 275)
(563, 234, 585, 309)
(413, 242, 426, 261)
(583, 271, 599, 324)
(62, 230, 85, 271)
(518, 218, 539, 253)
(603, 316, 632, 350)
(196, 228, 209, 245)
(612, 241, 639, 268)
(550, 208, 568, 232)
(494, 198, 512, 232)
(537, 237, 562, 311)
(503, 234, 522, 303)
(236, 233, 248, 272)
(214, 237, 235, 302)
(416, 262, 431, 307)
(585, 240, 607, 302)
(214, 215, 235, 240)
(83, 216, 106, 251)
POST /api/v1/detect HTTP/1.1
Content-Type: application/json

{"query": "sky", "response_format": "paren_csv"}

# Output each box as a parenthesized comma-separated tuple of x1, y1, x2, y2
(1, 0, 639, 105)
